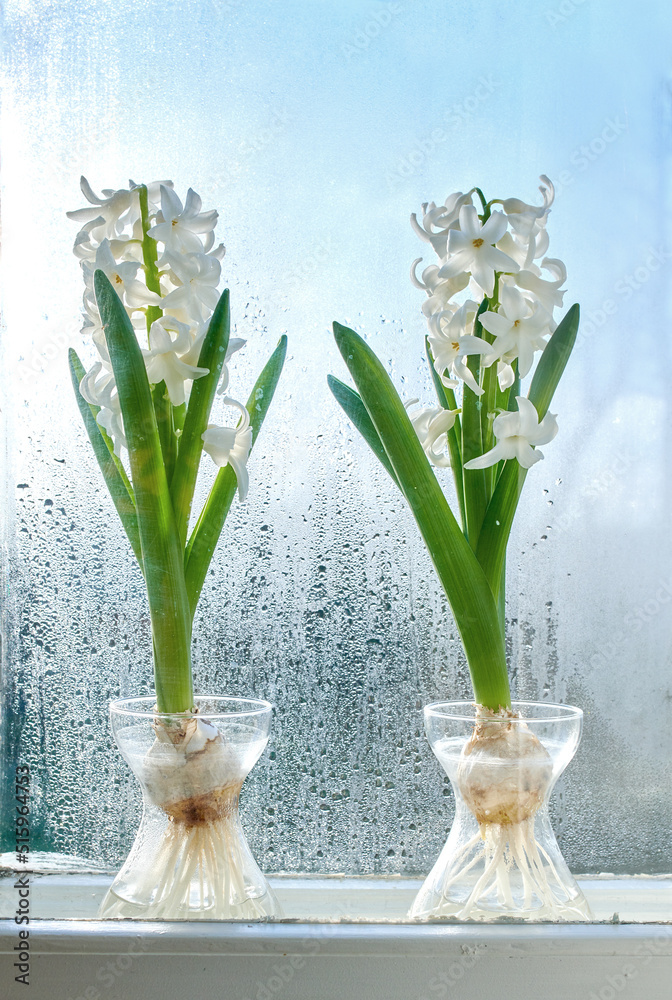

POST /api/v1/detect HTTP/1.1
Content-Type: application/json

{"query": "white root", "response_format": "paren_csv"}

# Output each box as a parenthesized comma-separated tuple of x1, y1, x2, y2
(434, 814, 585, 920)
(99, 716, 279, 920)
(423, 706, 591, 921)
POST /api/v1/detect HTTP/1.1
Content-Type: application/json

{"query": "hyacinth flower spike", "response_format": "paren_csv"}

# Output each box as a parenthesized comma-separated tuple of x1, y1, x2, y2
(329, 176, 586, 921)
(67, 177, 287, 918)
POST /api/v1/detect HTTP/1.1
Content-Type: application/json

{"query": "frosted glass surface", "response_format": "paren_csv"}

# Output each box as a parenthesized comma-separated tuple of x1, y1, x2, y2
(1, 0, 671, 876)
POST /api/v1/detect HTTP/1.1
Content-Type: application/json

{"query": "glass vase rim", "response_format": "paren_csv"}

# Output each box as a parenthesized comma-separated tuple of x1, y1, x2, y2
(423, 699, 583, 724)
(109, 695, 274, 720)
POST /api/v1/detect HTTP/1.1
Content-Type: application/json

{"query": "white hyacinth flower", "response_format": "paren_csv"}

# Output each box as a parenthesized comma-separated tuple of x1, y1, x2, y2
(66, 177, 134, 242)
(479, 284, 552, 378)
(514, 258, 567, 321)
(142, 317, 210, 406)
(202, 399, 253, 500)
(496, 361, 516, 391)
(463, 397, 558, 471)
(179, 328, 246, 397)
(83, 239, 161, 311)
(79, 362, 126, 456)
(406, 399, 460, 468)
(161, 251, 222, 320)
(428, 300, 493, 396)
(410, 191, 474, 258)
(411, 260, 470, 317)
(69, 179, 250, 486)
(439, 206, 519, 298)
(149, 185, 219, 254)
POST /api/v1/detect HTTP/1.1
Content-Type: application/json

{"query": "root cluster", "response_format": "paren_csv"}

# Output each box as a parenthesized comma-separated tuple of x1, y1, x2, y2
(99, 714, 277, 919)
(415, 706, 590, 920)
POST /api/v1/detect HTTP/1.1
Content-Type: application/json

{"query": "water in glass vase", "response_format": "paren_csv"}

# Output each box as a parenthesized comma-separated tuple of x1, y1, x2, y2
(99, 697, 281, 920)
(409, 702, 591, 922)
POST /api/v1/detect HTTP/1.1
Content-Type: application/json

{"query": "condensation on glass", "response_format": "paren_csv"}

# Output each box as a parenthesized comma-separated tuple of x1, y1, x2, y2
(1, 0, 671, 876)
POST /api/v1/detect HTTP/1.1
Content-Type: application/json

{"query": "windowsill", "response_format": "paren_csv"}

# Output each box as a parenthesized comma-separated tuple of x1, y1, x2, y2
(1, 869, 671, 922)
(1, 871, 670, 1000)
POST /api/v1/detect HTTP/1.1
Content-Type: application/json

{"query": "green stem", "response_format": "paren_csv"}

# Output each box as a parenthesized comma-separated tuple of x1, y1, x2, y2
(461, 302, 488, 549)
(137, 185, 163, 332)
(474, 187, 488, 217)
(152, 382, 177, 486)
(137, 185, 174, 483)
(479, 361, 499, 499)
(479, 278, 500, 499)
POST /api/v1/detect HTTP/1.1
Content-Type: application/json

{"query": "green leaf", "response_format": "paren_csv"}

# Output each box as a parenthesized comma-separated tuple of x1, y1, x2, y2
(476, 304, 580, 597)
(68, 348, 143, 570)
(170, 289, 231, 546)
(184, 334, 287, 616)
(95, 269, 193, 713)
(327, 375, 400, 488)
(528, 302, 580, 419)
(332, 322, 509, 710)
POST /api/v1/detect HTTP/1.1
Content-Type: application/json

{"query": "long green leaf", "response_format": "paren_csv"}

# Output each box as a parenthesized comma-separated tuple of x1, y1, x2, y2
(68, 349, 143, 569)
(171, 289, 231, 546)
(95, 270, 193, 713)
(328, 375, 400, 488)
(476, 304, 580, 596)
(184, 334, 287, 615)
(333, 322, 509, 709)
(528, 303, 580, 420)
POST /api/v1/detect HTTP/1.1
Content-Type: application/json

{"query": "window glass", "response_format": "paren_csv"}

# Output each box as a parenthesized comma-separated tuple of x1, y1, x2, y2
(1, 0, 670, 876)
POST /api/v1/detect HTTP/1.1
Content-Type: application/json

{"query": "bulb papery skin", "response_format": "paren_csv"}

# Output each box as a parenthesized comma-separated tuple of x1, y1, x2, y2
(143, 722, 244, 825)
(457, 708, 553, 827)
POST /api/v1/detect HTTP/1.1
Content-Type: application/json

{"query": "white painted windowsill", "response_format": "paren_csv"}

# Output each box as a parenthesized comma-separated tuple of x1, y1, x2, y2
(1, 873, 671, 1000)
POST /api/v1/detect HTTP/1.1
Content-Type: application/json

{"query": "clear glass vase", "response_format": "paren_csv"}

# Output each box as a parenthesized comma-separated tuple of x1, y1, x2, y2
(409, 701, 591, 922)
(99, 696, 281, 919)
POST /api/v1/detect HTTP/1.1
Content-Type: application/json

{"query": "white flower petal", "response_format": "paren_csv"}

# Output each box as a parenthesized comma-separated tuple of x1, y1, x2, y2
(479, 210, 508, 244)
